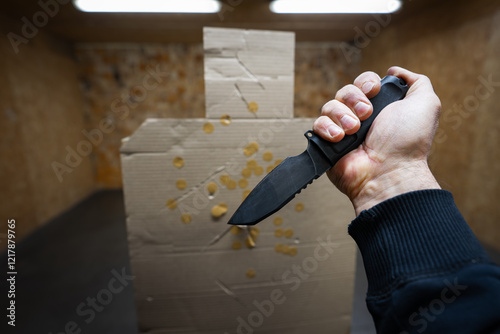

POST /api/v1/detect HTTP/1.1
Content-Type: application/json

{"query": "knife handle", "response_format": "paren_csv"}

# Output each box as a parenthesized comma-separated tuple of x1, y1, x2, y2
(305, 75, 409, 167)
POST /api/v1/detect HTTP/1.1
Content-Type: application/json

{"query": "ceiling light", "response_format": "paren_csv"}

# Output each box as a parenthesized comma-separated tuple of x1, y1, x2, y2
(270, 0, 402, 14)
(73, 0, 221, 13)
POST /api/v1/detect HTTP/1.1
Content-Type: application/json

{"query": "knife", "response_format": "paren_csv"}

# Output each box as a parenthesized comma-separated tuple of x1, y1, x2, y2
(227, 75, 409, 226)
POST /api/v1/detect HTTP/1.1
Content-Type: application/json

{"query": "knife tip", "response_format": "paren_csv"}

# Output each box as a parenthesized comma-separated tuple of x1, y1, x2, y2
(227, 208, 259, 226)
(227, 216, 252, 226)
(226, 216, 238, 225)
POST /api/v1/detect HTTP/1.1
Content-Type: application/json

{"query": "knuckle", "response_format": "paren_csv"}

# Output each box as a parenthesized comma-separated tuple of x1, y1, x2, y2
(312, 117, 323, 130)
(314, 115, 329, 129)
(321, 99, 335, 112)
(419, 74, 430, 82)
(321, 100, 341, 117)
(335, 84, 357, 100)
(354, 71, 379, 86)
(432, 96, 442, 116)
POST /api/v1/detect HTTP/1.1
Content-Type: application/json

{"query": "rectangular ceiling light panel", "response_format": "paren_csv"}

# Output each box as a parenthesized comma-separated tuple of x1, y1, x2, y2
(73, 0, 222, 13)
(270, 0, 402, 14)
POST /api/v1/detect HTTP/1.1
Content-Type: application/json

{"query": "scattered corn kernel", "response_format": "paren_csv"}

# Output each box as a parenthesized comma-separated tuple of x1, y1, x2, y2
(246, 269, 256, 278)
(173, 156, 184, 168)
(249, 227, 260, 238)
(176, 179, 187, 190)
(241, 168, 252, 178)
(263, 151, 273, 162)
(238, 178, 249, 189)
(245, 235, 255, 248)
(247, 159, 258, 168)
(219, 174, 230, 185)
(230, 226, 241, 235)
(295, 203, 304, 212)
(181, 213, 192, 224)
(243, 142, 259, 157)
(247, 101, 259, 113)
(166, 198, 177, 209)
(211, 203, 228, 218)
(207, 182, 218, 195)
(203, 122, 214, 134)
(220, 114, 231, 125)
(227, 179, 237, 190)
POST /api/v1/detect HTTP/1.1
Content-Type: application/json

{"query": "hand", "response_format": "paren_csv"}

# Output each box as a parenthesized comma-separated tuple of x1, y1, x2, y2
(312, 67, 441, 215)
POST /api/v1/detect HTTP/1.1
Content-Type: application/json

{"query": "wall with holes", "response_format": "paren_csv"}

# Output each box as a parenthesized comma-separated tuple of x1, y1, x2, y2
(75, 42, 360, 188)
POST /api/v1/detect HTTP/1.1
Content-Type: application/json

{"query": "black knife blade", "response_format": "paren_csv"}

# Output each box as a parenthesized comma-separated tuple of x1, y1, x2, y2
(228, 75, 409, 226)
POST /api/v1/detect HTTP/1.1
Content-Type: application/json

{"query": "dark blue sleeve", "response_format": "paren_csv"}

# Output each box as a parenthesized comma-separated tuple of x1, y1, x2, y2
(348, 189, 500, 334)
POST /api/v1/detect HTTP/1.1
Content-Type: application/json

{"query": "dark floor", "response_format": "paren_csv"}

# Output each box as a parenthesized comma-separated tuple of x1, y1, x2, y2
(1, 190, 499, 334)
(1, 190, 137, 334)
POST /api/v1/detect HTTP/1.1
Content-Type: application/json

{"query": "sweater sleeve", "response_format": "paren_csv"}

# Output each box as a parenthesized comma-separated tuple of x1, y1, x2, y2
(348, 189, 500, 334)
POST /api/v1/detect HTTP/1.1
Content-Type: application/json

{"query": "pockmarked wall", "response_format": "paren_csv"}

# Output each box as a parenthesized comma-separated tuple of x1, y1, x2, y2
(0, 18, 94, 242)
(358, 0, 500, 250)
(75, 42, 360, 188)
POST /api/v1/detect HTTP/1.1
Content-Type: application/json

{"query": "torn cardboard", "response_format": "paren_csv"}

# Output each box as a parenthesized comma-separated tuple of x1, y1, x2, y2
(122, 28, 356, 334)
(204, 27, 295, 119)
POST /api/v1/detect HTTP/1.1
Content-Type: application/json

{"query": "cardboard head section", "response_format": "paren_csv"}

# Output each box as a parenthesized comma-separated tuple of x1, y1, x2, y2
(121, 27, 356, 333)
(204, 27, 295, 120)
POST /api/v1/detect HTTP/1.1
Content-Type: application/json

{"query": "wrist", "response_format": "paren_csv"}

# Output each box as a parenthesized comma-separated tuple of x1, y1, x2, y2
(352, 160, 441, 216)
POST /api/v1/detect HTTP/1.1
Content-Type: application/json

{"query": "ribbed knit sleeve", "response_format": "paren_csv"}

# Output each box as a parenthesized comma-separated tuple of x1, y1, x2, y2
(348, 189, 491, 299)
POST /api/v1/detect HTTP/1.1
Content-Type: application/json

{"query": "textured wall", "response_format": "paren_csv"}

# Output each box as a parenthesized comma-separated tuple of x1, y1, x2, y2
(360, 1, 500, 250)
(0, 19, 95, 241)
(75, 44, 206, 187)
(75, 41, 359, 188)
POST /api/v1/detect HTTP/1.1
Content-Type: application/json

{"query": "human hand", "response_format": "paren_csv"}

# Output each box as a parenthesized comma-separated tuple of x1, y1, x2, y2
(312, 67, 441, 215)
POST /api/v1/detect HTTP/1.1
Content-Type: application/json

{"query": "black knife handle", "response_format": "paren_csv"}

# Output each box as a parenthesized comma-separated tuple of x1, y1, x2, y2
(305, 75, 409, 167)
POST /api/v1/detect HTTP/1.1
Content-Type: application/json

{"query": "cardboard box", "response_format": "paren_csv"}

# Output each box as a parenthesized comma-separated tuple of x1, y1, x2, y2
(121, 28, 356, 333)
(204, 27, 295, 119)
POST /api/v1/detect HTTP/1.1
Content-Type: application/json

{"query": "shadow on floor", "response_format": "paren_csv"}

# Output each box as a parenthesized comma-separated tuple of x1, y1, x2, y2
(1, 190, 138, 334)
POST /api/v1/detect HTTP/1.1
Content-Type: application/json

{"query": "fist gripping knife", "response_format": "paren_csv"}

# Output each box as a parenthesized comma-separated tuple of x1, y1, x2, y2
(228, 75, 409, 226)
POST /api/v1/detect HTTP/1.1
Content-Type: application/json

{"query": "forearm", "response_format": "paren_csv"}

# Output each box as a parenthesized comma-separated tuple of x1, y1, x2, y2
(349, 190, 500, 333)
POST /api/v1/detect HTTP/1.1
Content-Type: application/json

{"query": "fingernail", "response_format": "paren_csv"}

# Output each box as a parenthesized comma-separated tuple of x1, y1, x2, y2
(328, 125, 341, 138)
(354, 102, 370, 118)
(340, 115, 358, 131)
(362, 81, 374, 94)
